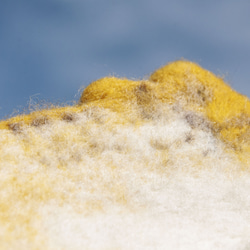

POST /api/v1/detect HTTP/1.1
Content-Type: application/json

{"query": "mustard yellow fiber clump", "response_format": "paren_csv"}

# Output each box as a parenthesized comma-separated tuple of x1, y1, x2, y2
(79, 61, 250, 161)
(150, 61, 250, 152)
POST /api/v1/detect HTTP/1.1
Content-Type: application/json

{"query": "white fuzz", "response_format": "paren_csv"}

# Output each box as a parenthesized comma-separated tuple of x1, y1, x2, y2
(0, 104, 250, 249)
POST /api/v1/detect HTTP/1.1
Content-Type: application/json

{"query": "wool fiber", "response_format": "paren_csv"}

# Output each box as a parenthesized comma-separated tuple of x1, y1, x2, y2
(0, 61, 250, 249)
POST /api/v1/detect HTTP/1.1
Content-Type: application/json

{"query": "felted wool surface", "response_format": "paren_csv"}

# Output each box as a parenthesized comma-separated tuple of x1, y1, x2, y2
(0, 61, 250, 249)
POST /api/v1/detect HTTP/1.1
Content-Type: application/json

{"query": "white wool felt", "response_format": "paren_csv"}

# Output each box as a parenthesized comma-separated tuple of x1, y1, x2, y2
(1, 104, 250, 249)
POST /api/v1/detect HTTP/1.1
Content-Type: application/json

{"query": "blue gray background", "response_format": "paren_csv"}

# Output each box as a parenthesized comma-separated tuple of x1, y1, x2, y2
(1, 0, 250, 119)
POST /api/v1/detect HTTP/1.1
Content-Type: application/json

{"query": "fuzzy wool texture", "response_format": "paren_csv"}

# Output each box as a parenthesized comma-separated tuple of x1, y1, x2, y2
(0, 61, 250, 249)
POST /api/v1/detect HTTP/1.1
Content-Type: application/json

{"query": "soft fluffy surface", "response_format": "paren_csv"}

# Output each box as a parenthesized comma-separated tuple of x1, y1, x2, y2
(0, 61, 250, 249)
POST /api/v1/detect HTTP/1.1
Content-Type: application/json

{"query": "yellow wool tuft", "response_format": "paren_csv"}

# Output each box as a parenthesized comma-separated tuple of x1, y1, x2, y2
(80, 77, 139, 104)
(149, 61, 250, 161)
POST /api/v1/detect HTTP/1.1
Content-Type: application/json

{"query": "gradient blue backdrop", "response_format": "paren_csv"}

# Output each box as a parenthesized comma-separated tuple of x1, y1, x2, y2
(1, 0, 250, 119)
